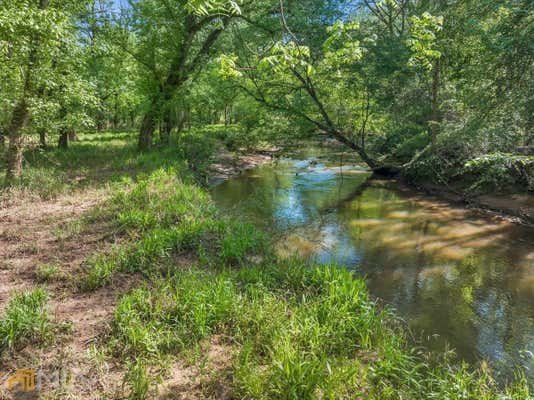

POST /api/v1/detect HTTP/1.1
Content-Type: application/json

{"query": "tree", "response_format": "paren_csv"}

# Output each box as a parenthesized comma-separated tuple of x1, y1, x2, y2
(1, 0, 93, 181)
(117, 0, 244, 150)
(1, 0, 51, 182)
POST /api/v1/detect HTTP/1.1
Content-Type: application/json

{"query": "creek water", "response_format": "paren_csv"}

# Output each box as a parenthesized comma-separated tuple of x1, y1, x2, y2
(211, 145, 534, 386)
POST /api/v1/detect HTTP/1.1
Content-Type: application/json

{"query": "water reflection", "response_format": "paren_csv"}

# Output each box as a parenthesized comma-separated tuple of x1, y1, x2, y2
(211, 155, 534, 386)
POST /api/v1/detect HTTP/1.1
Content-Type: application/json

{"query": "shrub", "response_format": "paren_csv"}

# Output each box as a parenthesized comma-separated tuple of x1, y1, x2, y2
(464, 153, 534, 192)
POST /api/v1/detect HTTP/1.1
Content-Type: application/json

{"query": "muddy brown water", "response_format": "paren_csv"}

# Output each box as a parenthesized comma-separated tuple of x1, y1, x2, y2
(211, 146, 534, 386)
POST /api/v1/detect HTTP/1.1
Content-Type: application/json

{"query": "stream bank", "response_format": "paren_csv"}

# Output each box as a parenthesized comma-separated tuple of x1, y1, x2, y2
(211, 146, 534, 386)
(411, 181, 534, 226)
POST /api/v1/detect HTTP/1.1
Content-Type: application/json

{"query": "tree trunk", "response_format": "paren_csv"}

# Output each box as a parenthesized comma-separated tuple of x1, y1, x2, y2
(0, 129, 5, 148)
(5, 101, 30, 182)
(39, 129, 47, 148)
(160, 111, 172, 146)
(138, 108, 156, 151)
(224, 105, 230, 126)
(114, 92, 119, 130)
(97, 110, 105, 132)
(177, 112, 187, 135)
(429, 59, 440, 145)
(58, 127, 69, 149)
(68, 128, 77, 142)
(4, 0, 49, 183)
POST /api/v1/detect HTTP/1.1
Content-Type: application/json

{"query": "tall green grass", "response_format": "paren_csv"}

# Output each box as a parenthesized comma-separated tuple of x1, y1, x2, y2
(81, 169, 268, 290)
(111, 263, 529, 399)
(92, 169, 529, 399)
(0, 288, 53, 354)
(0, 129, 219, 201)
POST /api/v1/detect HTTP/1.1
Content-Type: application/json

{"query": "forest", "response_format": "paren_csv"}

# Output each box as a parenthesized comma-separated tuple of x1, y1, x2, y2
(0, 0, 533, 399)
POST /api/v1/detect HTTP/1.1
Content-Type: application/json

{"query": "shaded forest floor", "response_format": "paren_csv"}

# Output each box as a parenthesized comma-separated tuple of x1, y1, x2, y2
(0, 131, 530, 399)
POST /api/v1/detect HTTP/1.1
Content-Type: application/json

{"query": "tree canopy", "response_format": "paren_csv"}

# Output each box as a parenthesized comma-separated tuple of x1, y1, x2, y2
(1, 0, 532, 184)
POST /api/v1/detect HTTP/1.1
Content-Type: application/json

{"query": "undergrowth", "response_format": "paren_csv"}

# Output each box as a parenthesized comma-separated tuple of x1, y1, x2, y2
(1, 132, 530, 398)
(81, 169, 268, 290)
(83, 168, 530, 399)
(0, 130, 220, 202)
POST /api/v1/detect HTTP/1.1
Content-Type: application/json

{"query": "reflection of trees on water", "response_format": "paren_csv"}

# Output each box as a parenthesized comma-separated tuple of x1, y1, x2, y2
(340, 186, 534, 385)
(212, 161, 534, 386)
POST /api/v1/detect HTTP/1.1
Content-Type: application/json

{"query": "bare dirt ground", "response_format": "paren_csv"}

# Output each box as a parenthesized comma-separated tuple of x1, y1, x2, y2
(209, 146, 279, 183)
(0, 153, 250, 398)
(0, 188, 130, 398)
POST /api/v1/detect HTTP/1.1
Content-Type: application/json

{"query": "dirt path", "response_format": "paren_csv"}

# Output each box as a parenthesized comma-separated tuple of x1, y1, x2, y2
(0, 188, 133, 398)
(0, 152, 253, 398)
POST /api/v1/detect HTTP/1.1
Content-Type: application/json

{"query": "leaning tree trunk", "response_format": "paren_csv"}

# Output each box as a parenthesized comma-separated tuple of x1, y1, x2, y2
(4, 0, 49, 183)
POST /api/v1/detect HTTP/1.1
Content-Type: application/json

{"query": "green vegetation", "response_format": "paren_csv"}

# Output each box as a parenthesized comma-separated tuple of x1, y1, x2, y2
(35, 263, 61, 283)
(0, 130, 221, 202)
(0, 288, 52, 354)
(1, 0, 532, 398)
(0, 128, 530, 397)
(1, 0, 531, 193)
(81, 168, 266, 290)
(92, 167, 527, 399)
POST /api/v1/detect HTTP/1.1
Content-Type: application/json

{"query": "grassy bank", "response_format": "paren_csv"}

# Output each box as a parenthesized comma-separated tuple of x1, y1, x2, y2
(0, 131, 530, 399)
(87, 168, 530, 399)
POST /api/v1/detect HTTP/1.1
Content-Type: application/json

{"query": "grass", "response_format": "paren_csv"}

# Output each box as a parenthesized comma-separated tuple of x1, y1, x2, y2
(0, 288, 53, 354)
(110, 260, 530, 399)
(0, 129, 219, 202)
(79, 168, 267, 291)
(87, 167, 528, 399)
(0, 130, 530, 398)
(35, 263, 61, 283)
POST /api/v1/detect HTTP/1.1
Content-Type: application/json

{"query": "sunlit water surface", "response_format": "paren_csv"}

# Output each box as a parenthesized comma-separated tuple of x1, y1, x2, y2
(211, 147, 534, 386)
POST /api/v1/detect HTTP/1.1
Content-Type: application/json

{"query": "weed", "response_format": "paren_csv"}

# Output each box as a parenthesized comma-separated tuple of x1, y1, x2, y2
(109, 264, 530, 399)
(35, 263, 60, 283)
(81, 170, 267, 290)
(0, 288, 53, 353)
(125, 358, 153, 399)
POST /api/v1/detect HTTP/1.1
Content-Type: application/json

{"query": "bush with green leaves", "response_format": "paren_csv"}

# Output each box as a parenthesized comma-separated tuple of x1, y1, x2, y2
(464, 153, 534, 193)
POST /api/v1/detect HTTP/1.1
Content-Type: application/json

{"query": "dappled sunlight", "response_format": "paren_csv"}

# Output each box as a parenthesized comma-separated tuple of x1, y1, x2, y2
(213, 154, 534, 385)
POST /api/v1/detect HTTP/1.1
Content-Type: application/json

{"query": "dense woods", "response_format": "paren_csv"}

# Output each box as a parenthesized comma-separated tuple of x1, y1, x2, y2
(1, 0, 532, 187)
(0, 1, 532, 399)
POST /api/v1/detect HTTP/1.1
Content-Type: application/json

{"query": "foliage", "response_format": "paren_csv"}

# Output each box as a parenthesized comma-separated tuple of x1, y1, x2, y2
(0, 0, 532, 395)
(407, 12, 443, 70)
(464, 153, 534, 192)
(110, 259, 530, 398)
(82, 168, 268, 290)
(59, 150, 525, 398)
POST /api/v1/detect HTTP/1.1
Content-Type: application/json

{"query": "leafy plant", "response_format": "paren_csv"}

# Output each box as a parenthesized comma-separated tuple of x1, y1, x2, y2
(0, 288, 53, 353)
